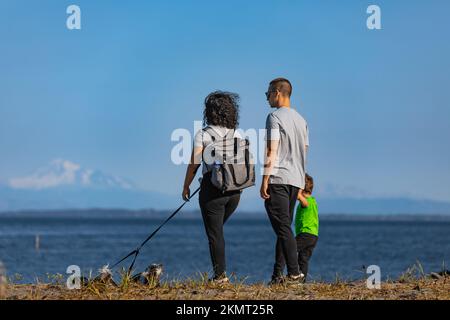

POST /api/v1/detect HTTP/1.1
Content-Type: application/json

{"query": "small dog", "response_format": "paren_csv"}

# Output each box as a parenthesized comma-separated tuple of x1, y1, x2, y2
(90, 265, 117, 286)
(132, 264, 163, 286)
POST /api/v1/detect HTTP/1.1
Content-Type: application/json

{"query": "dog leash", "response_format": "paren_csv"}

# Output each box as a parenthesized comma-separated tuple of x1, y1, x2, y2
(110, 185, 201, 274)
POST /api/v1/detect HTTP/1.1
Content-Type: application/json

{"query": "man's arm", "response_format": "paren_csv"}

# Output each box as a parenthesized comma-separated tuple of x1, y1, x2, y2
(305, 122, 309, 159)
(260, 139, 279, 199)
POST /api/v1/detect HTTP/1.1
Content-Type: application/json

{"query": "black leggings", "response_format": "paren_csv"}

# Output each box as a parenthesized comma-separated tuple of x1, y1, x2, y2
(199, 174, 241, 278)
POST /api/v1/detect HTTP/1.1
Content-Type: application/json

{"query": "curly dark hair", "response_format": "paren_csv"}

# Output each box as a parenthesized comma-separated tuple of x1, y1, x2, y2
(203, 91, 240, 129)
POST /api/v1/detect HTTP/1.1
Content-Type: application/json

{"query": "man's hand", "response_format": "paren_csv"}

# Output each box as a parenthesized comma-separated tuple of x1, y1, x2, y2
(260, 181, 270, 200)
(182, 186, 191, 201)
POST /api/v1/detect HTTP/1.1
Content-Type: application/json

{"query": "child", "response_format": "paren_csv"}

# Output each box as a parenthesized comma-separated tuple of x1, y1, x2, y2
(295, 173, 319, 282)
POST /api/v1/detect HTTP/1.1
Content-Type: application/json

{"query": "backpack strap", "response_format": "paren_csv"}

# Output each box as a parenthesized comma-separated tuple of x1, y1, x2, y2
(223, 129, 235, 163)
(203, 127, 235, 144)
(202, 126, 217, 142)
(202, 127, 236, 165)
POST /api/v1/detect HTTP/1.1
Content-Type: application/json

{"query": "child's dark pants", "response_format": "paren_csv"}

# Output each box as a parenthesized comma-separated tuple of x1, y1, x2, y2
(296, 233, 318, 278)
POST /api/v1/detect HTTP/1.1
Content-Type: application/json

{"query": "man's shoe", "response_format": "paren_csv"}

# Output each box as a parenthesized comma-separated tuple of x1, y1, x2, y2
(300, 273, 306, 283)
(209, 274, 230, 284)
(285, 273, 305, 285)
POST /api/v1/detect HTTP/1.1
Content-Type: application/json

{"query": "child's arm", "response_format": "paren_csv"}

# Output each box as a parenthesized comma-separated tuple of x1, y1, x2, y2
(297, 189, 309, 208)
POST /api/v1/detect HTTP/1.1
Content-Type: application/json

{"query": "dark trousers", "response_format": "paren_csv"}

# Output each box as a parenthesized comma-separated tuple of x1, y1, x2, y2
(275, 232, 318, 279)
(296, 233, 318, 278)
(199, 174, 241, 278)
(265, 184, 300, 277)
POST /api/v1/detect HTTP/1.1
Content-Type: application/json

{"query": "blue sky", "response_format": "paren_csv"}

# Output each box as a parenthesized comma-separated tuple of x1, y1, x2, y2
(1, 0, 449, 201)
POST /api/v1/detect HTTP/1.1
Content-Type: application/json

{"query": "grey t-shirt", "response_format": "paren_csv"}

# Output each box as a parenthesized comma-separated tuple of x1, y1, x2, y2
(265, 107, 309, 189)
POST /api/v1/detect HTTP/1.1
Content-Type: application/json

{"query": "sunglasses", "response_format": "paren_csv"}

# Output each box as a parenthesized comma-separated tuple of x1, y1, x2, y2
(265, 90, 276, 100)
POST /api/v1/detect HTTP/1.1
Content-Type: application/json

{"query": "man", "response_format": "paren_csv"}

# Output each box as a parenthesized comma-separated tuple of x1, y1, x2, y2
(261, 77, 309, 284)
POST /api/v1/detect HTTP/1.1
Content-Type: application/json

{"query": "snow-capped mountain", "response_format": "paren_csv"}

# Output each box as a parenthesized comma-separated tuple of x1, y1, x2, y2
(1, 159, 450, 214)
(8, 158, 134, 190)
(0, 159, 176, 212)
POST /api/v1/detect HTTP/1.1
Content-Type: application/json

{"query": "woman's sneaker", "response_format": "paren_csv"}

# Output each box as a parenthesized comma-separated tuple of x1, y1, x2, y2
(268, 275, 285, 286)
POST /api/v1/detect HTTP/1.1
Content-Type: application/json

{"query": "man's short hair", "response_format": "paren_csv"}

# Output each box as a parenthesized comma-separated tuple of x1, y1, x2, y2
(269, 78, 292, 97)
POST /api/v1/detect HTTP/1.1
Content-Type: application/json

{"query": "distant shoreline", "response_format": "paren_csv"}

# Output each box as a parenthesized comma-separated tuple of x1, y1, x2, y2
(1, 208, 450, 221)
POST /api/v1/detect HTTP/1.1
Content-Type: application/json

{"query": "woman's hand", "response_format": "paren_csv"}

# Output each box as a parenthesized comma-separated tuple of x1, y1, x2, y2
(182, 185, 191, 201)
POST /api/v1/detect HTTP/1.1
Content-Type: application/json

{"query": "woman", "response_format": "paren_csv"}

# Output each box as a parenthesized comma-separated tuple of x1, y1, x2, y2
(182, 91, 241, 284)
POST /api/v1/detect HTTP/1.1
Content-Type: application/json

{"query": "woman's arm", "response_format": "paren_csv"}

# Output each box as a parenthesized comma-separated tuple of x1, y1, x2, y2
(182, 146, 203, 201)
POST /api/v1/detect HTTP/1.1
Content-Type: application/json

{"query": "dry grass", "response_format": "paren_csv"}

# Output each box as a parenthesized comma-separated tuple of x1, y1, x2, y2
(2, 273, 449, 300)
